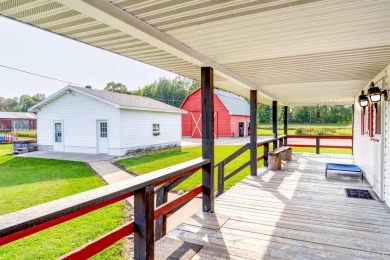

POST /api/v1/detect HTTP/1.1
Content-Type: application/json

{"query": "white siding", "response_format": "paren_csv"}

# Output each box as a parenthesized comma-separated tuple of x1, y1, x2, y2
(353, 99, 375, 185)
(37, 91, 121, 155)
(353, 64, 390, 206)
(119, 109, 181, 154)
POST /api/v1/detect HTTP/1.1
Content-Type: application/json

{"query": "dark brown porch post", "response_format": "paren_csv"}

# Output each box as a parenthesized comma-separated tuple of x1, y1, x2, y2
(201, 67, 214, 212)
(283, 106, 288, 145)
(272, 101, 278, 149)
(250, 90, 257, 176)
(352, 104, 354, 155)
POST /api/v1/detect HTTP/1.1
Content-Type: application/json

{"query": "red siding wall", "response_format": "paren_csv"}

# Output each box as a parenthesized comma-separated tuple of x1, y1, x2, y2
(230, 115, 250, 137)
(181, 89, 232, 138)
(0, 119, 37, 132)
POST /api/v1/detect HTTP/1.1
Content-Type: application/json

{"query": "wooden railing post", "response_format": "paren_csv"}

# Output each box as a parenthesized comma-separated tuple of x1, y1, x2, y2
(284, 136, 288, 146)
(134, 185, 155, 260)
(218, 163, 225, 195)
(316, 136, 320, 154)
(154, 186, 168, 241)
(279, 138, 283, 147)
(272, 101, 278, 150)
(201, 67, 214, 213)
(264, 142, 269, 167)
(250, 90, 257, 176)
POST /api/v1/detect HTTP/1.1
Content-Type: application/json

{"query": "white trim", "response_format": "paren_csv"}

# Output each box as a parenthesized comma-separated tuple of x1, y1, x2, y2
(56, 0, 276, 101)
(119, 105, 186, 114)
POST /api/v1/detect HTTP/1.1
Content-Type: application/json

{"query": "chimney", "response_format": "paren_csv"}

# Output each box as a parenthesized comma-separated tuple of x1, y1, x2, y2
(85, 85, 92, 89)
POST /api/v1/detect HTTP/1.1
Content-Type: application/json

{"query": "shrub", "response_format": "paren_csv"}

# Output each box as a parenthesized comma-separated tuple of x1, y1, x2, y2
(295, 128, 306, 135)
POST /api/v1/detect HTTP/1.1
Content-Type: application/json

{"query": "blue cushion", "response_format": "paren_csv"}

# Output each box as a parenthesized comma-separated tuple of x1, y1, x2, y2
(325, 163, 361, 172)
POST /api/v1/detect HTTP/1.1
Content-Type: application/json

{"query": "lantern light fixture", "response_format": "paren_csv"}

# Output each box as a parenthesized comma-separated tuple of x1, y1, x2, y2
(367, 82, 387, 103)
(358, 90, 369, 108)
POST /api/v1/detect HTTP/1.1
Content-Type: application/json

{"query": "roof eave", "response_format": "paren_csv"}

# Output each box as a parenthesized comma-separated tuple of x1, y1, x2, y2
(119, 106, 187, 114)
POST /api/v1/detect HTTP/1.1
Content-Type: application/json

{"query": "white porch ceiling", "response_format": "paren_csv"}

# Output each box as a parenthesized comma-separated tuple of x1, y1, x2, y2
(1, 0, 390, 106)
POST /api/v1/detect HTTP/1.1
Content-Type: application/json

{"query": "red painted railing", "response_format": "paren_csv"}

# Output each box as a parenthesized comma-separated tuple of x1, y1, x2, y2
(0, 158, 209, 259)
(287, 135, 353, 153)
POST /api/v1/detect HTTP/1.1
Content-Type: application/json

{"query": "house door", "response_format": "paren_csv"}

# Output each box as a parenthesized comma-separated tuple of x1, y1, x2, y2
(53, 121, 64, 152)
(97, 120, 109, 154)
(238, 122, 245, 137)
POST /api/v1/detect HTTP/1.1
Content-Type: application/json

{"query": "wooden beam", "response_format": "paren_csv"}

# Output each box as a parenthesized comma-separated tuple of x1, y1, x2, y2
(351, 104, 354, 155)
(250, 90, 258, 176)
(154, 186, 168, 241)
(272, 101, 278, 149)
(134, 185, 155, 260)
(283, 106, 288, 136)
(264, 142, 269, 167)
(201, 67, 214, 213)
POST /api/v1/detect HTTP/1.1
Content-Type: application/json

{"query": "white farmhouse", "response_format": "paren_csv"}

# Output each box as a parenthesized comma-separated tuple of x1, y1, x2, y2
(29, 85, 185, 156)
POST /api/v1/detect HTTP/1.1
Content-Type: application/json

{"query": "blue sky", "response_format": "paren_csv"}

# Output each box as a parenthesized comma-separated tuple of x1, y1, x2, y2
(0, 16, 176, 98)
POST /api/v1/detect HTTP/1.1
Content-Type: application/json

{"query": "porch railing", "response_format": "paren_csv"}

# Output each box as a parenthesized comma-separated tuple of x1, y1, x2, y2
(0, 134, 351, 258)
(216, 135, 352, 195)
(287, 135, 352, 154)
(216, 135, 287, 195)
(0, 158, 209, 259)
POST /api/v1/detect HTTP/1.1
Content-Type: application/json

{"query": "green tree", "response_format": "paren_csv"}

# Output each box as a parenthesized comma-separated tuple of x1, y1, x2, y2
(32, 93, 45, 103)
(131, 76, 200, 108)
(104, 82, 128, 93)
(19, 95, 35, 112)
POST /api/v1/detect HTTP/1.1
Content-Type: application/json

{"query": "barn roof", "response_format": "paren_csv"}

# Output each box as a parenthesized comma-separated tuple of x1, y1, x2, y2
(29, 85, 186, 114)
(0, 112, 37, 119)
(214, 89, 250, 117)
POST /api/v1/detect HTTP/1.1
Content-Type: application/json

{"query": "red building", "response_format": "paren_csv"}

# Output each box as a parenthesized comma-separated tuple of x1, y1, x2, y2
(181, 89, 250, 138)
(0, 112, 37, 132)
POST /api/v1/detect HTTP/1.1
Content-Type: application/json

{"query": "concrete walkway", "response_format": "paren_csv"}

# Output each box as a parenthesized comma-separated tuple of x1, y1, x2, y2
(19, 151, 115, 163)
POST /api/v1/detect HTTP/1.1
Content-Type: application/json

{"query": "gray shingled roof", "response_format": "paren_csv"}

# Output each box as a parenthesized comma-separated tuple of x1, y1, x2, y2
(214, 89, 250, 116)
(73, 86, 184, 113)
(0, 112, 37, 119)
(29, 85, 185, 113)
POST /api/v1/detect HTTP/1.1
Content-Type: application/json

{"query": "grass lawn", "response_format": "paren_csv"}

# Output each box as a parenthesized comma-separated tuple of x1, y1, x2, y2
(117, 145, 351, 192)
(257, 123, 352, 136)
(0, 144, 126, 259)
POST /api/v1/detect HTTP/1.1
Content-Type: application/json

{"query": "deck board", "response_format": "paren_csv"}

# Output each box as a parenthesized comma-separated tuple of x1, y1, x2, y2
(156, 153, 390, 259)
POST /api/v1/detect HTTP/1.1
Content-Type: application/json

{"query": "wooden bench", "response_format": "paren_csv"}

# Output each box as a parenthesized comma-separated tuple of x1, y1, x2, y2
(268, 146, 292, 170)
(325, 163, 363, 180)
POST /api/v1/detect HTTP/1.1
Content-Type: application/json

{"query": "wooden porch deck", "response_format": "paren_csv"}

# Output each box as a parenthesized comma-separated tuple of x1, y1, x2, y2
(156, 153, 390, 259)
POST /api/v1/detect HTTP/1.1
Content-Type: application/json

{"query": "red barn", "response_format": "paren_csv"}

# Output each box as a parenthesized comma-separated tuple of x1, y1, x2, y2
(0, 112, 37, 132)
(181, 89, 250, 138)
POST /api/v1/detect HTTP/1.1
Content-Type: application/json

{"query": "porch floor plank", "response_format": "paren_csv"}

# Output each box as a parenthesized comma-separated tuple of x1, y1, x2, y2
(155, 153, 390, 259)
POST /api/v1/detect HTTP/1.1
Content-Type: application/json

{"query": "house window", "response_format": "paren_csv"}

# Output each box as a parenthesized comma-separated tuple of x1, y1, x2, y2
(375, 102, 381, 135)
(100, 122, 108, 138)
(153, 124, 160, 136)
(54, 123, 62, 142)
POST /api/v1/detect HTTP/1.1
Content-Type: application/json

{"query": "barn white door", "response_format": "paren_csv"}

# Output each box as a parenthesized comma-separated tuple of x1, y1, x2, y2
(97, 120, 109, 154)
(53, 121, 64, 152)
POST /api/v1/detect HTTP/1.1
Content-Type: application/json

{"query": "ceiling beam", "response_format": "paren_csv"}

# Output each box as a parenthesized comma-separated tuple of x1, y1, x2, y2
(56, 0, 277, 101)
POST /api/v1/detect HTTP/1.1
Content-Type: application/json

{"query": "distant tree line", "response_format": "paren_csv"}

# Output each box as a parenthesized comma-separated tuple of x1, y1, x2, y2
(104, 78, 352, 124)
(0, 94, 45, 112)
(105, 76, 200, 108)
(258, 104, 353, 124)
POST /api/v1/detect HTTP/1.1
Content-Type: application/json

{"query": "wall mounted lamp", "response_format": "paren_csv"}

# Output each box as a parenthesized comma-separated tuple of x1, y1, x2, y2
(358, 90, 369, 108)
(367, 82, 388, 103)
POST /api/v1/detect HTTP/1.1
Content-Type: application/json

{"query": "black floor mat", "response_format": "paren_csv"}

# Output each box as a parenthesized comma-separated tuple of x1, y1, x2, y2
(345, 188, 374, 200)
